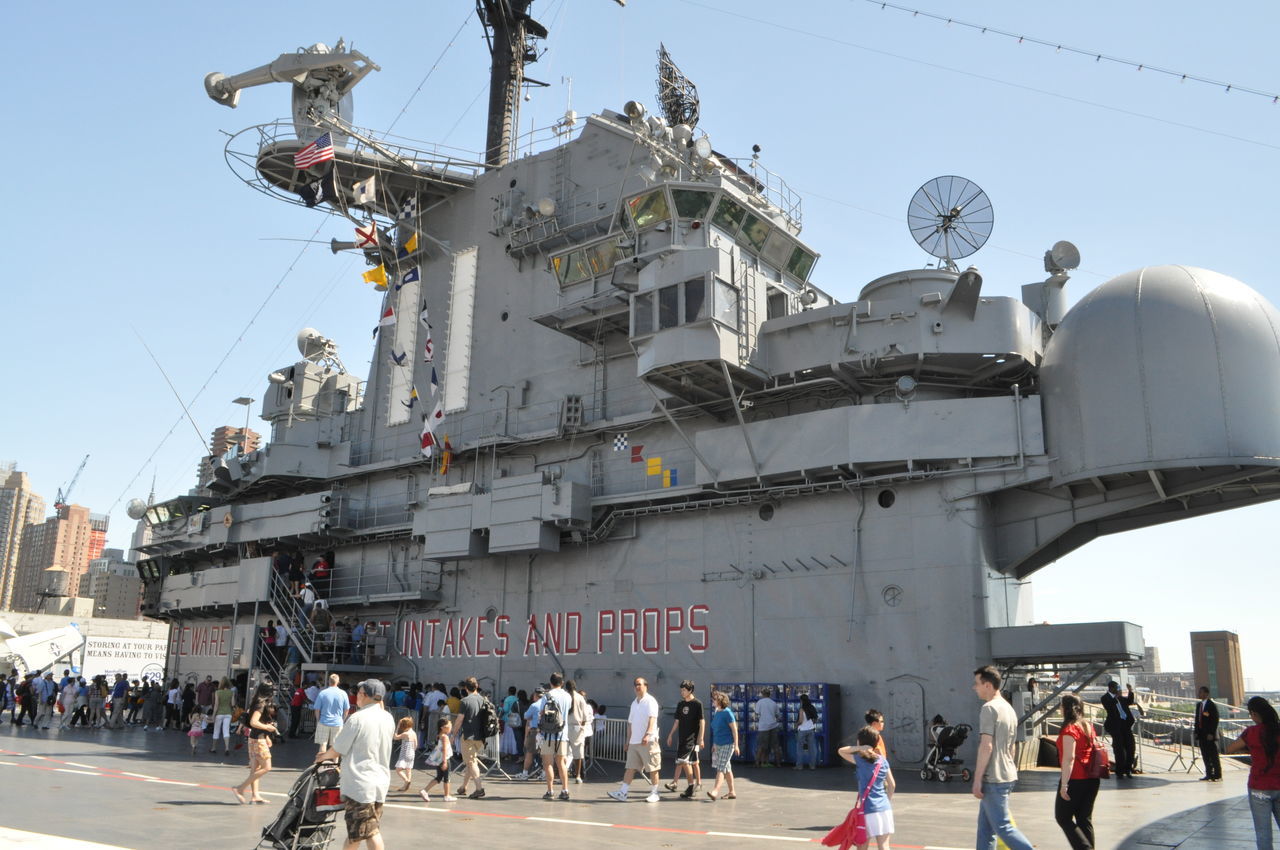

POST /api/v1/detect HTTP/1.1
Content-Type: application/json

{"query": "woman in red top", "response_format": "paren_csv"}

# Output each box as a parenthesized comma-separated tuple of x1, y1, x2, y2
(1226, 696, 1280, 850)
(1055, 693, 1101, 850)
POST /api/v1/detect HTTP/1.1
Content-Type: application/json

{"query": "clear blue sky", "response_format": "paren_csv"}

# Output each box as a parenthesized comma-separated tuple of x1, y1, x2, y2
(4, 2, 1277, 688)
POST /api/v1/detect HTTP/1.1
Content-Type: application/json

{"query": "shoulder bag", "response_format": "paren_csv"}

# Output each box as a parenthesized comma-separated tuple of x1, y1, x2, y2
(1084, 726, 1110, 779)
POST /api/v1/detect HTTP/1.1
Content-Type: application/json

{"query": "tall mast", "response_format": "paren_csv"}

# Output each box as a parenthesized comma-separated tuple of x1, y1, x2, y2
(478, 0, 545, 169)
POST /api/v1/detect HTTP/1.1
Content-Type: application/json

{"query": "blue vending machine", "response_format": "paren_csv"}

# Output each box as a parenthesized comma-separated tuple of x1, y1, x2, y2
(783, 683, 842, 767)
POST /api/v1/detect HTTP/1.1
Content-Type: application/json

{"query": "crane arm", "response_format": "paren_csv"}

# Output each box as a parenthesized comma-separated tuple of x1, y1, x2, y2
(204, 42, 379, 109)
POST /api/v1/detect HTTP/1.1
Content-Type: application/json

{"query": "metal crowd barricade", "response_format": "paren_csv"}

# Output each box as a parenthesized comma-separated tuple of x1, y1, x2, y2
(591, 717, 631, 763)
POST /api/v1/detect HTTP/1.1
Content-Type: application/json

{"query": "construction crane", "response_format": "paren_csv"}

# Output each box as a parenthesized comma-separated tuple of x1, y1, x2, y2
(54, 454, 89, 511)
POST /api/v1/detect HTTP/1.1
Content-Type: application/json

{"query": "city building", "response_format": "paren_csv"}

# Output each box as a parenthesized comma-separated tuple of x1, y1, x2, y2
(0, 463, 46, 610)
(86, 548, 142, 620)
(1191, 630, 1246, 707)
(12, 504, 108, 613)
(196, 425, 261, 487)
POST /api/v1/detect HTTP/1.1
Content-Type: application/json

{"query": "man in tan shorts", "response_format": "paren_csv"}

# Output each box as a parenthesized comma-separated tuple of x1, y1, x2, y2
(608, 676, 662, 803)
(456, 676, 487, 800)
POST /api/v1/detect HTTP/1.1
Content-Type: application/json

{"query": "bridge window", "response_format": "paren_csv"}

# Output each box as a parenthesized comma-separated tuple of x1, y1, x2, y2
(684, 277, 707, 323)
(658, 284, 680, 330)
(672, 188, 714, 220)
(740, 214, 770, 252)
(787, 246, 816, 281)
(628, 189, 670, 230)
(715, 279, 739, 330)
(712, 197, 746, 235)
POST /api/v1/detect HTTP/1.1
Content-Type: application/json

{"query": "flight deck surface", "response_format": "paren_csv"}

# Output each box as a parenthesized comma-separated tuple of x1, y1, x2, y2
(0, 723, 1256, 849)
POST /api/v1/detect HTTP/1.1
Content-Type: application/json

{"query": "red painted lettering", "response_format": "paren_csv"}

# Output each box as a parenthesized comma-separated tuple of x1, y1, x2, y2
(426, 619, 441, 656)
(523, 615, 541, 656)
(663, 607, 684, 655)
(494, 615, 510, 657)
(597, 611, 616, 654)
(543, 612, 562, 655)
(564, 612, 581, 655)
(641, 608, 661, 654)
(688, 604, 710, 653)
(458, 617, 474, 657)
(402, 620, 424, 659)
(441, 618, 457, 657)
(619, 609, 639, 655)
(475, 617, 490, 657)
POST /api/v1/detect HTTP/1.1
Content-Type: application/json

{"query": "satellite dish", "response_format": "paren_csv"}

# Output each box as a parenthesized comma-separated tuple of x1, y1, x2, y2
(1047, 240, 1081, 272)
(907, 176, 994, 270)
(126, 499, 148, 520)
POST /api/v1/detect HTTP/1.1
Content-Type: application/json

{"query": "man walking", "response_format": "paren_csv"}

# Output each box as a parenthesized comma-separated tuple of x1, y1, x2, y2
(608, 676, 662, 803)
(34, 672, 56, 729)
(313, 674, 350, 755)
(1100, 681, 1136, 778)
(317, 679, 394, 850)
(456, 676, 487, 800)
(1193, 686, 1222, 781)
(971, 665, 1035, 850)
(754, 687, 782, 767)
(664, 679, 705, 798)
(539, 672, 572, 800)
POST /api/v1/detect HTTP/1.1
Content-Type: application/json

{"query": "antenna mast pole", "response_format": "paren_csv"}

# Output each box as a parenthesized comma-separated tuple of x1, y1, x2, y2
(478, 0, 543, 169)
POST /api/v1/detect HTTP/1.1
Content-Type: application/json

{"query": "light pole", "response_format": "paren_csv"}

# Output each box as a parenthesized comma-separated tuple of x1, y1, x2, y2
(232, 397, 254, 454)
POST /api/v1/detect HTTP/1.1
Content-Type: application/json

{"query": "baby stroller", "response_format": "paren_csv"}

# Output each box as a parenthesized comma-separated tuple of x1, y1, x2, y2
(919, 720, 973, 783)
(256, 761, 343, 849)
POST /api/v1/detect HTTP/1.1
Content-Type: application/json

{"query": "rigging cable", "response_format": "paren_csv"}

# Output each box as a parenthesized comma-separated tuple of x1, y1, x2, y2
(864, 0, 1279, 104)
(676, 0, 1279, 152)
(387, 8, 476, 134)
(109, 217, 329, 514)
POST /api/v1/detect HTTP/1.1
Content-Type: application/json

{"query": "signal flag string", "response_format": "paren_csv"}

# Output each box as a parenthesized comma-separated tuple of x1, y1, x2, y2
(865, 0, 1279, 104)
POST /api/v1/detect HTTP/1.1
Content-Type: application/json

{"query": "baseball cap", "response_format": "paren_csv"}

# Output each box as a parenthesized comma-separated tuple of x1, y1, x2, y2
(358, 679, 386, 701)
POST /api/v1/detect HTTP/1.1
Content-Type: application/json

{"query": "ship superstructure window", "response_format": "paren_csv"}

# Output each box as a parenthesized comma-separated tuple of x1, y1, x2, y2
(712, 197, 747, 234)
(715, 279, 739, 329)
(550, 237, 632, 289)
(633, 275, 724, 336)
(740, 214, 769, 252)
(787, 246, 816, 280)
(628, 189, 670, 230)
(767, 288, 789, 319)
(671, 188, 714, 220)
(658, 284, 680, 329)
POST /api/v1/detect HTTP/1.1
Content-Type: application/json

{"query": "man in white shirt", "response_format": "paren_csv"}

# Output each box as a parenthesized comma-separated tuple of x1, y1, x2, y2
(317, 679, 395, 850)
(753, 688, 782, 767)
(275, 622, 289, 665)
(608, 676, 662, 803)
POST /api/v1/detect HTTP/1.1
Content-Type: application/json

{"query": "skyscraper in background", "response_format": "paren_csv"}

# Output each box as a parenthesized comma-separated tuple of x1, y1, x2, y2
(13, 504, 108, 612)
(0, 463, 46, 610)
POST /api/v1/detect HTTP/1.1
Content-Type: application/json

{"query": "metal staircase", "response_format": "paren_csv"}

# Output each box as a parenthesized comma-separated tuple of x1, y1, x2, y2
(267, 569, 316, 665)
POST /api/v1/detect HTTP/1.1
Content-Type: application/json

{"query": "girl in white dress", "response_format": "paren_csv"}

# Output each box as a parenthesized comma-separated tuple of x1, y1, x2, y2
(393, 716, 418, 791)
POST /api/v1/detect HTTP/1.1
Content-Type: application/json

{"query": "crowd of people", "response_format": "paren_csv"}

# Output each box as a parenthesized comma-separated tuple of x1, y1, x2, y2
(5, 661, 1279, 850)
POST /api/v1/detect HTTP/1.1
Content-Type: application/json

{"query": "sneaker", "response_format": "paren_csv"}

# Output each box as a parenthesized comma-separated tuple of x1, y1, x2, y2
(515, 771, 528, 781)
(646, 790, 660, 803)
(442, 795, 458, 802)
(680, 786, 695, 799)
(558, 790, 570, 800)
(469, 788, 485, 800)
(419, 790, 430, 803)
(664, 781, 679, 792)
(573, 776, 583, 784)
(607, 790, 628, 802)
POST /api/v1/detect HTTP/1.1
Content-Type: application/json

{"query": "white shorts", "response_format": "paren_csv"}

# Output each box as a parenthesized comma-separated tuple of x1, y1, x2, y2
(864, 808, 895, 838)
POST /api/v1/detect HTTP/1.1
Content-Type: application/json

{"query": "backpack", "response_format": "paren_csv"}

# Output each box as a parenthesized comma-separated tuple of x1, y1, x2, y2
(540, 692, 565, 737)
(476, 697, 501, 739)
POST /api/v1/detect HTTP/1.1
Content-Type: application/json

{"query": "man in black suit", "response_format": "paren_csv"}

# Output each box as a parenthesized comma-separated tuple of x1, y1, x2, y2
(1100, 681, 1137, 777)
(1193, 686, 1222, 781)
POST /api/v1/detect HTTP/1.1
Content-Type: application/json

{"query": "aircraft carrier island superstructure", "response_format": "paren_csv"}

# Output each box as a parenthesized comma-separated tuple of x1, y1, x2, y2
(137, 12, 1280, 765)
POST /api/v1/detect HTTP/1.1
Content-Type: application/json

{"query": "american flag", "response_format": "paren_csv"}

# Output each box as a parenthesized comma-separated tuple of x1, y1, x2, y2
(294, 132, 334, 170)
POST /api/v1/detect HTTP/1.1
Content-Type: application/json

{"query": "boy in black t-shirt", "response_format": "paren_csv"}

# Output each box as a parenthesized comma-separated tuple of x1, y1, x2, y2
(664, 680, 705, 798)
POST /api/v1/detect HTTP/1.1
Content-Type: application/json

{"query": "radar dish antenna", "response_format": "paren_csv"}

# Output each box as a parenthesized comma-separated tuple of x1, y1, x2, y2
(907, 176, 993, 271)
(656, 44, 700, 130)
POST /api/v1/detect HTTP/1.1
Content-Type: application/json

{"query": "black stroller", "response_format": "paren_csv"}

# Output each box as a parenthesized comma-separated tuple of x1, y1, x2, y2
(919, 720, 973, 783)
(256, 761, 343, 849)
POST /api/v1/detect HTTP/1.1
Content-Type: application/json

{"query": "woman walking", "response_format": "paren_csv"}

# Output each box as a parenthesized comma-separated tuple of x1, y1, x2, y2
(233, 683, 280, 804)
(707, 690, 739, 801)
(829, 726, 896, 850)
(209, 677, 234, 755)
(1054, 693, 1102, 850)
(795, 693, 820, 770)
(1226, 696, 1280, 849)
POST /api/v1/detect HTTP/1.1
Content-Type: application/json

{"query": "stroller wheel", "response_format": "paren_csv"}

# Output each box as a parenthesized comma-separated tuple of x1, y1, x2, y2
(961, 768, 972, 782)
(919, 768, 933, 781)
(938, 770, 950, 782)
